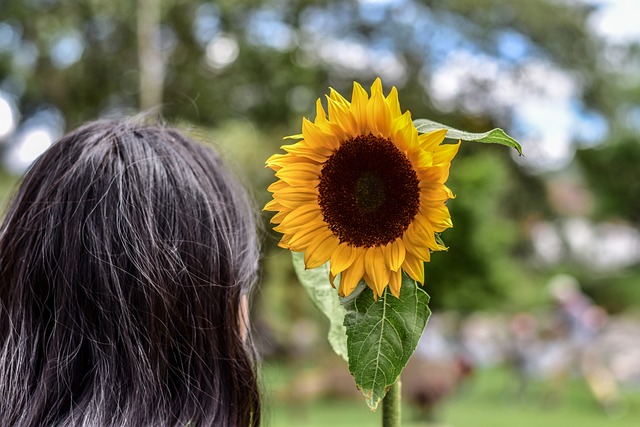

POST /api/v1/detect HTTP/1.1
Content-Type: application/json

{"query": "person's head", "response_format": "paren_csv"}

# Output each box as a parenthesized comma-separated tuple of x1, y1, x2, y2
(0, 120, 260, 426)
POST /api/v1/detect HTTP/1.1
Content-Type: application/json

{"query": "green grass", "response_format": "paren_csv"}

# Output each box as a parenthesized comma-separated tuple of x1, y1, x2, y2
(262, 362, 640, 427)
(440, 368, 640, 427)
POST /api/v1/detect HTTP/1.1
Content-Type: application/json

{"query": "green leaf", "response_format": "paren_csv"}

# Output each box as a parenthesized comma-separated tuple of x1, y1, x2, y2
(413, 118, 523, 156)
(342, 275, 431, 411)
(292, 252, 348, 360)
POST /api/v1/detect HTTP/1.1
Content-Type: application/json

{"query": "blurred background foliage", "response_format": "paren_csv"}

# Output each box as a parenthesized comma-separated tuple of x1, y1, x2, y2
(1, 0, 640, 423)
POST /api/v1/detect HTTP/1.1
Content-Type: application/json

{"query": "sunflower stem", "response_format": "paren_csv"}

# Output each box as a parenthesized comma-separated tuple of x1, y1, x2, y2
(382, 379, 401, 427)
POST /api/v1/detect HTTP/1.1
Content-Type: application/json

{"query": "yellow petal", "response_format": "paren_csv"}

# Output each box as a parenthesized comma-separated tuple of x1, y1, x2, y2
(288, 227, 333, 251)
(275, 183, 319, 196)
(370, 77, 384, 96)
(419, 184, 455, 206)
(263, 198, 284, 212)
(278, 234, 292, 249)
(283, 140, 333, 162)
(273, 186, 318, 209)
(433, 142, 460, 165)
(385, 86, 402, 119)
(350, 82, 369, 135)
(408, 148, 433, 169)
(267, 180, 288, 193)
(402, 235, 431, 263)
(419, 129, 448, 151)
(304, 233, 340, 269)
(423, 204, 453, 233)
(329, 271, 337, 288)
(402, 251, 424, 284)
(326, 96, 357, 136)
(329, 87, 351, 108)
(418, 164, 450, 184)
(302, 118, 340, 150)
(392, 111, 417, 152)
(269, 210, 288, 224)
(275, 162, 321, 186)
(389, 269, 402, 298)
(339, 255, 365, 297)
(412, 214, 442, 251)
(445, 185, 456, 199)
(363, 271, 373, 298)
(402, 230, 432, 261)
(265, 153, 292, 171)
(330, 243, 359, 276)
(314, 98, 328, 125)
(278, 203, 322, 229)
(367, 90, 391, 137)
(365, 246, 390, 298)
(384, 239, 406, 272)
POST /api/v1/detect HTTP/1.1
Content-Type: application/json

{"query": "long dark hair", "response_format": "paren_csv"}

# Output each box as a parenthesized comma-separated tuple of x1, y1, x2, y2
(0, 120, 261, 426)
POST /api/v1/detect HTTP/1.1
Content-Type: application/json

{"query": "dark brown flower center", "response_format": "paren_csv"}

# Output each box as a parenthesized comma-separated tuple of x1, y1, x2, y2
(318, 134, 420, 248)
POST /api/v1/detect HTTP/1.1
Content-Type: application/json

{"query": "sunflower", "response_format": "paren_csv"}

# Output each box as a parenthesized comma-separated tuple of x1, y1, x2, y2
(265, 78, 459, 298)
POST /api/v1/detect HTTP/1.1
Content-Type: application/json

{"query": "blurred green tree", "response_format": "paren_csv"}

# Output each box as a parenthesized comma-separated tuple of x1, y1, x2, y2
(1, 0, 635, 322)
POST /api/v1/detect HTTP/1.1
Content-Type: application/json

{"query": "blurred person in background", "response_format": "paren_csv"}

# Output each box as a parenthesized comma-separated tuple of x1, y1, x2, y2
(548, 274, 620, 412)
(0, 120, 261, 426)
